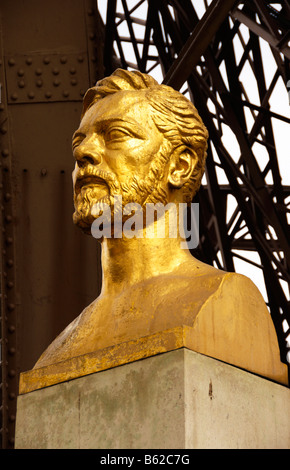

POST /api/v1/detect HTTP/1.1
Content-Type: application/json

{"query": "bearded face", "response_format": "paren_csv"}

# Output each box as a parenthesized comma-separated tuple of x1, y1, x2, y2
(71, 89, 180, 238)
(72, 140, 171, 236)
(72, 167, 120, 231)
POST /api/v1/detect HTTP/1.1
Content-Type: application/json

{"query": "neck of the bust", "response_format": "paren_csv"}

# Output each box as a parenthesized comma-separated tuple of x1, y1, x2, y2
(99, 203, 196, 296)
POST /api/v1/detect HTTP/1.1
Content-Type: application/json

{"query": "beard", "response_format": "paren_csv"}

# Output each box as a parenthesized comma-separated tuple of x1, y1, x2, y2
(73, 142, 171, 235)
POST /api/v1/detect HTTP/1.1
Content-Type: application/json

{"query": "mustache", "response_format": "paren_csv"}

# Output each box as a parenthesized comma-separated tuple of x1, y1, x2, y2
(74, 166, 120, 194)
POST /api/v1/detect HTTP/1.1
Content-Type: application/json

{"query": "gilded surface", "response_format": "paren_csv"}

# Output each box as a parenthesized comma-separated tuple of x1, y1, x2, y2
(22, 69, 287, 393)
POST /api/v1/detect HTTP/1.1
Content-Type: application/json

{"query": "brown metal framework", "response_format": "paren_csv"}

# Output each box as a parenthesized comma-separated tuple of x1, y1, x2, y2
(99, 0, 290, 365)
(0, 0, 103, 449)
(0, 0, 289, 449)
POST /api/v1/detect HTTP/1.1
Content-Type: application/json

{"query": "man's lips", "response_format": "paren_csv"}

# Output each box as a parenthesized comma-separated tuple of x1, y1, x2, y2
(74, 174, 108, 194)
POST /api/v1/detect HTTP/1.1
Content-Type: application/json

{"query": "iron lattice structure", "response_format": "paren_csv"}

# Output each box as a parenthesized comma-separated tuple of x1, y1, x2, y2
(95, 0, 290, 367)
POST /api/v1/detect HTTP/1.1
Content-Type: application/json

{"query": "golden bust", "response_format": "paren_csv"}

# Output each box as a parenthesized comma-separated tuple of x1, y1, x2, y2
(32, 69, 287, 387)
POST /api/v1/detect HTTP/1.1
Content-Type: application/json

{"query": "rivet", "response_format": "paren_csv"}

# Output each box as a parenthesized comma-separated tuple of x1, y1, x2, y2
(53, 78, 60, 87)
(4, 193, 11, 201)
(7, 303, 15, 310)
(1, 125, 7, 134)
(6, 259, 14, 267)
(36, 79, 43, 87)
(52, 67, 59, 75)
(10, 93, 18, 101)
(77, 55, 84, 63)
(70, 78, 77, 86)
(8, 370, 15, 377)
(18, 80, 25, 88)
(35, 67, 42, 75)
(9, 415, 16, 422)
(87, 8, 94, 15)
(5, 215, 12, 223)
(1, 149, 9, 157)
(43, 56, 50, 64)
(45, 91, 52, 99)
(7, 281, 14, 289)
(63, 90, 69, 97)
(8, 348, 16, 355)
(8, 325, 15, 333)
(69, 67, 76, 75)
(60, 56, 67, 64)
(41, 168, 47, 176)
(6, 237, 13, 244)
(8, 58, 15, 66)
(89, 32, 95, 40)
(27, 91, 35, 99)
(9, 393, 16, 400)
(26, 57, 32, 65)
(0, 104, 5, 111)
(17, 68, 25, 77)
(80, 90, 85, 97)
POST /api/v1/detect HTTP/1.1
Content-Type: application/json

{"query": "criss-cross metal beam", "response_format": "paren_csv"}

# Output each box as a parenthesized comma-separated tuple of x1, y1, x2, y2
(162, 0, 239, 88)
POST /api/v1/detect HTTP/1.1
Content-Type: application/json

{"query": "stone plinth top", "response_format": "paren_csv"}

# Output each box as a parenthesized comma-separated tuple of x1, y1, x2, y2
(19, 325, 288, 395)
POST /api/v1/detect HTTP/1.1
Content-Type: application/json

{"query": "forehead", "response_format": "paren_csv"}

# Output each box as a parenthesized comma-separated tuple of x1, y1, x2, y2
(80, 90, 154, 128)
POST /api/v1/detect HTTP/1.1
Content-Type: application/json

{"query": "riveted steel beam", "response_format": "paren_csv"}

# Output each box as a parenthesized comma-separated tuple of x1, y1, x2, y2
(0, 26, 18, 450)
(5, 53, 89, 104)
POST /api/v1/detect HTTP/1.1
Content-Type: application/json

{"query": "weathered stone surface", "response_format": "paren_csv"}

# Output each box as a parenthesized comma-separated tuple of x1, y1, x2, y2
(15, 349, 290, 449)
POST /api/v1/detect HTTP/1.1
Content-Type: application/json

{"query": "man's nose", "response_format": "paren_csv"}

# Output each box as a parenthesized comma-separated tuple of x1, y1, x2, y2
(74, 137, 102, 167)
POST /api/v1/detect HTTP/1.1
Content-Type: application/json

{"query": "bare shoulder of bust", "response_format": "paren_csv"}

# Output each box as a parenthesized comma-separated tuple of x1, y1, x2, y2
(188, 271, 288, 385)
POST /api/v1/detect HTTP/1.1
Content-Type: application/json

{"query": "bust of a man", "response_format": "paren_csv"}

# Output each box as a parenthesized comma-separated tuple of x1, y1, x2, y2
(35, 69, 287, 385)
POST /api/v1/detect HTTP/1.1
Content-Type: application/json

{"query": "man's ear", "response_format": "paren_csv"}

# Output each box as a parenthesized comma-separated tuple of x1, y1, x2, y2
(168, 148, 197, 189)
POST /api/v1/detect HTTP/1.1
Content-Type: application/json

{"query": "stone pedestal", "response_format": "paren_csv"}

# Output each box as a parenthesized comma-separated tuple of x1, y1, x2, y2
(15, 349, 290, 449)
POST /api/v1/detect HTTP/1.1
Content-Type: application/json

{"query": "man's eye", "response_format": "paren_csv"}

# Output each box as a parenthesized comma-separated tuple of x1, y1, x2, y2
(106, 128, 130, 141)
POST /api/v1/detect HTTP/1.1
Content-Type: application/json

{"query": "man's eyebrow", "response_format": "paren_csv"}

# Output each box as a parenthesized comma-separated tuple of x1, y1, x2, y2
(72, 117, 148, 141)
(72, 131, 86, 142)
(96, 118, 147, 137)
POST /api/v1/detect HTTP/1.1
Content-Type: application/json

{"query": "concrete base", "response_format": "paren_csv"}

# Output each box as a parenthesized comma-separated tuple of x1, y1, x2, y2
(15, 349, 290, 449)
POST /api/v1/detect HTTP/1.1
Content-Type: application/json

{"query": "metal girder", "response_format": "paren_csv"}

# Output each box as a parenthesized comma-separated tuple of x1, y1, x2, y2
(162, 0, 239, 89)
(0, 19, 18, 450)
(231, 3, 290, 59)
